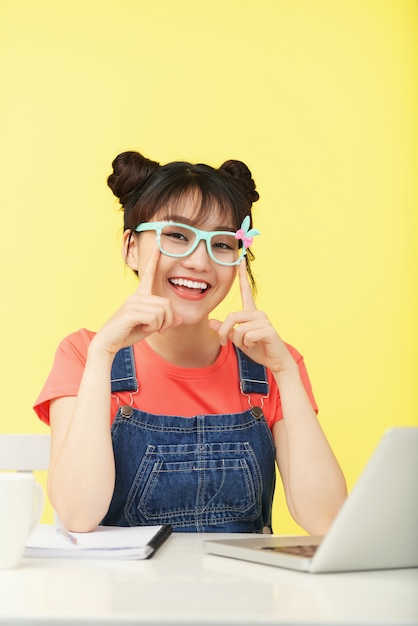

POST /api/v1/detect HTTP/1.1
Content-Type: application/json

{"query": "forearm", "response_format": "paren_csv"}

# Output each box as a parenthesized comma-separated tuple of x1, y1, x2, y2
(273, 362, 347, 535)
(48, 344, 116, 532)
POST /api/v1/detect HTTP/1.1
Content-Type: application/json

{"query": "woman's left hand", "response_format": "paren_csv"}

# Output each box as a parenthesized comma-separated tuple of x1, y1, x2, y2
(209, 261, 294, 374)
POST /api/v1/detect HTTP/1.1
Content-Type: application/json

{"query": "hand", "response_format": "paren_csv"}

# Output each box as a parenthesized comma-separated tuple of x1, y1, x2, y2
(92, 245, 182, 356)
(209, 261, 293, 374)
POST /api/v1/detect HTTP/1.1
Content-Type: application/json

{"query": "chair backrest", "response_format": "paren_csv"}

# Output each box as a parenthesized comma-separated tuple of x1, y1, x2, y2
(0, 433, 56, 522)
(0, 434, 50, 472)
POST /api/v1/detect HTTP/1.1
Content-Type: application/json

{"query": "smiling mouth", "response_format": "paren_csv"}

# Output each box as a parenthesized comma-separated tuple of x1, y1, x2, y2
(169, 278, 210, 294)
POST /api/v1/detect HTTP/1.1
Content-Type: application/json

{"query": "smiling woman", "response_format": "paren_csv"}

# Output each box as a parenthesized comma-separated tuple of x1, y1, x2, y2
(111, 152, 260, 291)
(33, 149, 347, 535)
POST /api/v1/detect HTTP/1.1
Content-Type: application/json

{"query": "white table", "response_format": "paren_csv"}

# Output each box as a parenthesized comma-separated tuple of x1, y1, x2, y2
(0, 532, 417, 625)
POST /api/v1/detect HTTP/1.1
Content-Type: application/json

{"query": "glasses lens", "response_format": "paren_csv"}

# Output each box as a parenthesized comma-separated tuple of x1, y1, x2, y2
(159, 223, 241, 265)
(160, 224, 197, 256)
(209, 233, 241, 264)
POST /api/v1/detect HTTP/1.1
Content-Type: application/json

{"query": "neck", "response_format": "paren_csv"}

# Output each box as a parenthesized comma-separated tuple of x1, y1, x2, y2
(145, 322, 222, 368)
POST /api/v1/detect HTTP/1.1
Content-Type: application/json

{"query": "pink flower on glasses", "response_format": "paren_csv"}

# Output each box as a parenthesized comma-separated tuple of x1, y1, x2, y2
(234, 216, 260, 249)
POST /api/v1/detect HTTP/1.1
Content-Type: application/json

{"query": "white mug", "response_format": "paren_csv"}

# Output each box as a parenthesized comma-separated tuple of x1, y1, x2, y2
(0, 473, 44, 569)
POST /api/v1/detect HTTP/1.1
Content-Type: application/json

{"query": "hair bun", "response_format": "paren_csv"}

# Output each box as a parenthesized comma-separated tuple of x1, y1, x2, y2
(219, 160, 259, 204)
(107, 151, 160, 208)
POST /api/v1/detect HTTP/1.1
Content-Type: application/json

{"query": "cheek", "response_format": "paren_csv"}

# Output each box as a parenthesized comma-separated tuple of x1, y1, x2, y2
(219, 267, 238, 292)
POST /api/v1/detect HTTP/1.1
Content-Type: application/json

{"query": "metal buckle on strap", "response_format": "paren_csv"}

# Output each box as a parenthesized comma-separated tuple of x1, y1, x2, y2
(240, 380, 269, 419)
(112, 390, 139, 419)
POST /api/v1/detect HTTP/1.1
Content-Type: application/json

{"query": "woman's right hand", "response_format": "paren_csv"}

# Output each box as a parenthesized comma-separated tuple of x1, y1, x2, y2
(91, 246, 182, 357)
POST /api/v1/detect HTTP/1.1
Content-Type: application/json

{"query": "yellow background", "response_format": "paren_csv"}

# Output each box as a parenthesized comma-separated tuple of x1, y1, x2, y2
(1, 0, 417, 532)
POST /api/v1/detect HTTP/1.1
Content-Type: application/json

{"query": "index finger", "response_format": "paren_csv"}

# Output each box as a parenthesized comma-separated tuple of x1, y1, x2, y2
(238, 260, 257, 311)
(136, 245, 161, 295)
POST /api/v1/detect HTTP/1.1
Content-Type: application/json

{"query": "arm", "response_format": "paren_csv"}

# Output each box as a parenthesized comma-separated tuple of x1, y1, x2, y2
(272, 361, 347, 535)
(47, 246, 180, 532)
(209, 262, 347, 535)
(48, 344, 116, 532)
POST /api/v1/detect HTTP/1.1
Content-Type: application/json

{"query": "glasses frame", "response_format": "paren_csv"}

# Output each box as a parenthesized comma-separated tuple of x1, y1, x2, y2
(134, 221, 247, 266)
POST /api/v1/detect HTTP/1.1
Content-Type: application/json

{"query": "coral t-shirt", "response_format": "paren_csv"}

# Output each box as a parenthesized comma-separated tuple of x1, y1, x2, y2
(33, 328, 318, 430)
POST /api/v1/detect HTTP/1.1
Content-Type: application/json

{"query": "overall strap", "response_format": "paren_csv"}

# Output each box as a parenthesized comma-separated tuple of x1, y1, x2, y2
(235, 347, 269, 396)
(110, 345, 268, 395)
(110, 346, 138, 393)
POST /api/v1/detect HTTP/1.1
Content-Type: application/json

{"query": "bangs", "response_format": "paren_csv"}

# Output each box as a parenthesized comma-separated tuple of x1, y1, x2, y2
(130, 162, 247, 231)
(154, 187, 235, 227)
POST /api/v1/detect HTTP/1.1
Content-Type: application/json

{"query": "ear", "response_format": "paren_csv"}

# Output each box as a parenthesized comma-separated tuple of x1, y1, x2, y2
(122, 230, 139, 271)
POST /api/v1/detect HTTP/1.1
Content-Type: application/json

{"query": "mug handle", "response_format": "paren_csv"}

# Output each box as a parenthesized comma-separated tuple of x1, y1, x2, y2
(29, 482, 45, 535)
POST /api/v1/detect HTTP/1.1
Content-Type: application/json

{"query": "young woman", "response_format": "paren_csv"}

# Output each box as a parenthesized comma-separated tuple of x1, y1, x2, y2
(34, 150, 347, 534)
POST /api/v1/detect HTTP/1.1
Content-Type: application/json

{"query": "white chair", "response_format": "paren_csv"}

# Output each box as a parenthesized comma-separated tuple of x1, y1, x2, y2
(0, 433, 55, 522)
(0, 434, 50, 472)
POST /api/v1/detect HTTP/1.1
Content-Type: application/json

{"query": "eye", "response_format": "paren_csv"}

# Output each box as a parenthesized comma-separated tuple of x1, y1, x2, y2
(161, 225, 191, 244)
(167, 231, 188, 241)
(211, 235, 238, 252)
(213, 240, 233, 250)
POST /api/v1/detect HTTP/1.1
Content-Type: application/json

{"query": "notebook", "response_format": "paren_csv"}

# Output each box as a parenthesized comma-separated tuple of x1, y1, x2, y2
(203, 427, 418, 573)
(25, 523, 172, 560)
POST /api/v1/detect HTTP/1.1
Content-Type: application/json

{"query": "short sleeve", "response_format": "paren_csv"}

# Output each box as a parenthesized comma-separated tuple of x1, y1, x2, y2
(264, 343, 318, 429)
(288, 344, 318, 414)
(33, 329, 95, 426)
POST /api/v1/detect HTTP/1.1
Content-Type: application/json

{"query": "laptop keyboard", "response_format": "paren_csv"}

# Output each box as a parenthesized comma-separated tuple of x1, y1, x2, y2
(262, 544, 319, 557)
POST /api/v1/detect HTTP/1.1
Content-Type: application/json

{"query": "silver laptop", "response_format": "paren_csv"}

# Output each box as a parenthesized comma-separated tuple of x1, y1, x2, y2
(203, 427, 418, 573)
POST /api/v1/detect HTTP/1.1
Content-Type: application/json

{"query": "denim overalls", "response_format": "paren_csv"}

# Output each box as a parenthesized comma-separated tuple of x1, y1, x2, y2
(101, 345, 276, 532)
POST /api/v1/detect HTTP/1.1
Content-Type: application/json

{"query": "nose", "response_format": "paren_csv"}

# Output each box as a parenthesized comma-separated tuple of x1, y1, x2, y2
(181, 240, 211, 270)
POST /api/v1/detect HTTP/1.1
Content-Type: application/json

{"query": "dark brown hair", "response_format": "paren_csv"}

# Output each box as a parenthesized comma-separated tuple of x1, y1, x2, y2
(108, 150, 260, 289)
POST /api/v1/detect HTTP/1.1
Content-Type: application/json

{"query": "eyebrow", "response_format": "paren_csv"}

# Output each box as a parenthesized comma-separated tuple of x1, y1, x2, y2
(161, 214, 235, 233)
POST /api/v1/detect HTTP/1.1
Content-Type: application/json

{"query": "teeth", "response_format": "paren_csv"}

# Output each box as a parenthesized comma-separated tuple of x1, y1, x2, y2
(169, 278, 208, 290)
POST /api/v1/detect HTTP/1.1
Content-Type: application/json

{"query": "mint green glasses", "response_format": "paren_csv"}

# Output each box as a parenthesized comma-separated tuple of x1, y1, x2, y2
(135, 217, 260, 266)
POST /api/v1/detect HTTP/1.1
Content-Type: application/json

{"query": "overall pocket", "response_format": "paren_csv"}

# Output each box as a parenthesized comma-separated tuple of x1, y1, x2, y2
(124, 442, 263, 528)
